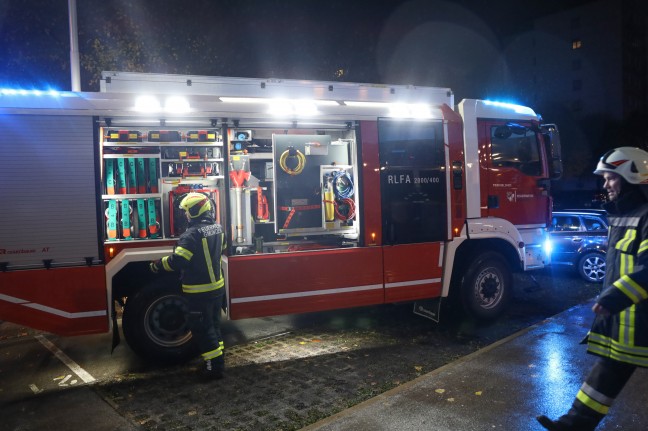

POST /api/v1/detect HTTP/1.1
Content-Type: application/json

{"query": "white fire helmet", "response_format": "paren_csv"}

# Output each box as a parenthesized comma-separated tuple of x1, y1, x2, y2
(593, 147, 648, 184)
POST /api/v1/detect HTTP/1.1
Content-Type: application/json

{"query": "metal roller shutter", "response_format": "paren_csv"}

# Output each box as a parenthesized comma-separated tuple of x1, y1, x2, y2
(0, 114, 100, 269)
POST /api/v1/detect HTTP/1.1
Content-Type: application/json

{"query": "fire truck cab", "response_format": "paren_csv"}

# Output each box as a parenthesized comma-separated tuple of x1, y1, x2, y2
(0, 72, 562, 362)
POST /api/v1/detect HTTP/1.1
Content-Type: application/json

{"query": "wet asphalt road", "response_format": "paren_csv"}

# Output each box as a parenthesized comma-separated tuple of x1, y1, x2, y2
(0, 266, 601, 431)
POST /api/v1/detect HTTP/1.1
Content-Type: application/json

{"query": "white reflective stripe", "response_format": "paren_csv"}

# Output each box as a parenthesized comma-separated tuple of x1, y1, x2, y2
(385, 278, 441, 289)
(608, 216, 640, 228)
(0, 293, 28, 304)
(201, 346, 224, 360)
(438, 244, 445, 267)
(581, 382, 614, 406)
(0, 293, 106, 318)
(231, 283, 383, 304)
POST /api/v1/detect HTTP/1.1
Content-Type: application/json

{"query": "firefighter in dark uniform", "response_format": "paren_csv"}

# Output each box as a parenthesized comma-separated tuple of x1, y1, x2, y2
(150, 193, 226, 380)
(538, 147, 648, 430)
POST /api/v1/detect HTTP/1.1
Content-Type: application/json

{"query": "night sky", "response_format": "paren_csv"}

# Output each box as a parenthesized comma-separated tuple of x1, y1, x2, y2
(0, 0, 598, 99)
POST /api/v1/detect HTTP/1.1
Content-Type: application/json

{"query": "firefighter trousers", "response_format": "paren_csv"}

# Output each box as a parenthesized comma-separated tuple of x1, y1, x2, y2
(186, 289, 225, 365)
(563, 357, 636, 429)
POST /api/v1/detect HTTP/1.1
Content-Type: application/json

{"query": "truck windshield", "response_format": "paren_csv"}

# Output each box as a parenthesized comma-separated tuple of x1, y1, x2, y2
(491, 124, 541, 176)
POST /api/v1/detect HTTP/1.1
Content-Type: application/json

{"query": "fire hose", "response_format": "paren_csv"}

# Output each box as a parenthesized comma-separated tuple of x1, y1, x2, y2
(322, 170, 356, 221)
(279, 146, 306, 175)
(332, 170, 354, 199)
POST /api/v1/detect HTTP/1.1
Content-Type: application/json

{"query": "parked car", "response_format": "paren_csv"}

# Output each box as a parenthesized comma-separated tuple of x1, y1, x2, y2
(548, 210, 608, 283)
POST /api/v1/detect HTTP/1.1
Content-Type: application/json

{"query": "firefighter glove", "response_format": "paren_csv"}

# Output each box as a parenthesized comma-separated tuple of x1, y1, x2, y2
(150, 260, 160, 274)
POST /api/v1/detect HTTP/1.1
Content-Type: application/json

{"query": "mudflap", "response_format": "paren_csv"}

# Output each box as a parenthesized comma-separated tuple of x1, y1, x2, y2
(413, 298, 442, 323)
(111, 306, 121, 353)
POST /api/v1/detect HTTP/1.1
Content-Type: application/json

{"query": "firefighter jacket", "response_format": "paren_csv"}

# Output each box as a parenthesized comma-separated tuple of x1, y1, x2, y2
(587, 189, 648, 367)
(157, 217, 225, 294)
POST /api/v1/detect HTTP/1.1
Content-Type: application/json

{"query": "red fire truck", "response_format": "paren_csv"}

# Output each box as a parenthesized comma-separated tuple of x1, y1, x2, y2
(0, 72, 562, 362)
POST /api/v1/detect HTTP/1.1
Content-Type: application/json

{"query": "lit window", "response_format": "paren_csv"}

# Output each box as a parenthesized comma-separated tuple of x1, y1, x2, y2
(572, 39, 582, 49)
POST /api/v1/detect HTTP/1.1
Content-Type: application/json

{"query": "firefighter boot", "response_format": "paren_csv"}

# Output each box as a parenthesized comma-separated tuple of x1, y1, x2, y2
(202, 357, 224, 381)
(536, 414, 598, 431)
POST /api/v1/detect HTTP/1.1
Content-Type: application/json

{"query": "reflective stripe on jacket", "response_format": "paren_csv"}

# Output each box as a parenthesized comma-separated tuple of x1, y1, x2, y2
(159, 218, 225, 294)
(587, 191, 648, 367)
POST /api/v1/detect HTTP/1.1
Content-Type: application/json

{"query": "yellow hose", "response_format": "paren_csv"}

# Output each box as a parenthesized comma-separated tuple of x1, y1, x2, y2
(279, 149, 306, 175)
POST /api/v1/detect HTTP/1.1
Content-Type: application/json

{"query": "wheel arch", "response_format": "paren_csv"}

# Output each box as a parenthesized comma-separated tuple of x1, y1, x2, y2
(444, 236, 523, 299)
(456, 238, 521, 272)
(106, 246, 174, 310)
(574, 245, 606, 266)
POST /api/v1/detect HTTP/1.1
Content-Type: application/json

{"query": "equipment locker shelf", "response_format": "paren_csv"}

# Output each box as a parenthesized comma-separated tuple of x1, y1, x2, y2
(100, 128, 225, 243)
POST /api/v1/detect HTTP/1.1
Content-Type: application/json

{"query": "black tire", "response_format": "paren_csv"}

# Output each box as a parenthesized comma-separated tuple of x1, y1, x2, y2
(578, 252, 606, 283)
(460, 251, 511, 320)
(122, 276, 197, 364)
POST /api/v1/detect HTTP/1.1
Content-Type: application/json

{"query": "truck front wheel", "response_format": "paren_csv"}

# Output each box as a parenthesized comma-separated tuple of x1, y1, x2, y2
(460, 251, 511, 320)
(122, 276, 197, 364)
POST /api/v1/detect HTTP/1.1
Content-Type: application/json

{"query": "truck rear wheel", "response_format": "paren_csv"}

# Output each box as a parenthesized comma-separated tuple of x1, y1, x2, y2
(122, 276, 197, 364)
(460, 251, 511, 319)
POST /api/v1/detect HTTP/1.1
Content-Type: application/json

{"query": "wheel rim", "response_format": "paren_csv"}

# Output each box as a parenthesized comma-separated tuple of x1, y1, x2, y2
(143, 294, 192, 347)
(474, 267, 504, 309)
(582, 255, 606, 282)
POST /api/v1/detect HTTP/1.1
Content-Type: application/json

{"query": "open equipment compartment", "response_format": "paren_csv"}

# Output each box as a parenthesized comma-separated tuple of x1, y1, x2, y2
(272, 134, 355, 237)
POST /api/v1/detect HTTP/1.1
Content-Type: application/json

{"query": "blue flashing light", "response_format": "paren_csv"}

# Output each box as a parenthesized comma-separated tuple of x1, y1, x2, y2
(544, 238, 553, 255)
(483, 100, 536, 116)
(0, 87, 61, 97)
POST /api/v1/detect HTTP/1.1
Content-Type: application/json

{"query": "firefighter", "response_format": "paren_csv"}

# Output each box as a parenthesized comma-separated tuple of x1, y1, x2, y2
(150, 193, 226, 380)
(537, 147, 648, 430)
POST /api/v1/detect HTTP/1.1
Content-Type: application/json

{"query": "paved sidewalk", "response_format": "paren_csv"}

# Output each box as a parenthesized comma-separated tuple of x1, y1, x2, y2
(303, 301, 648, 431)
